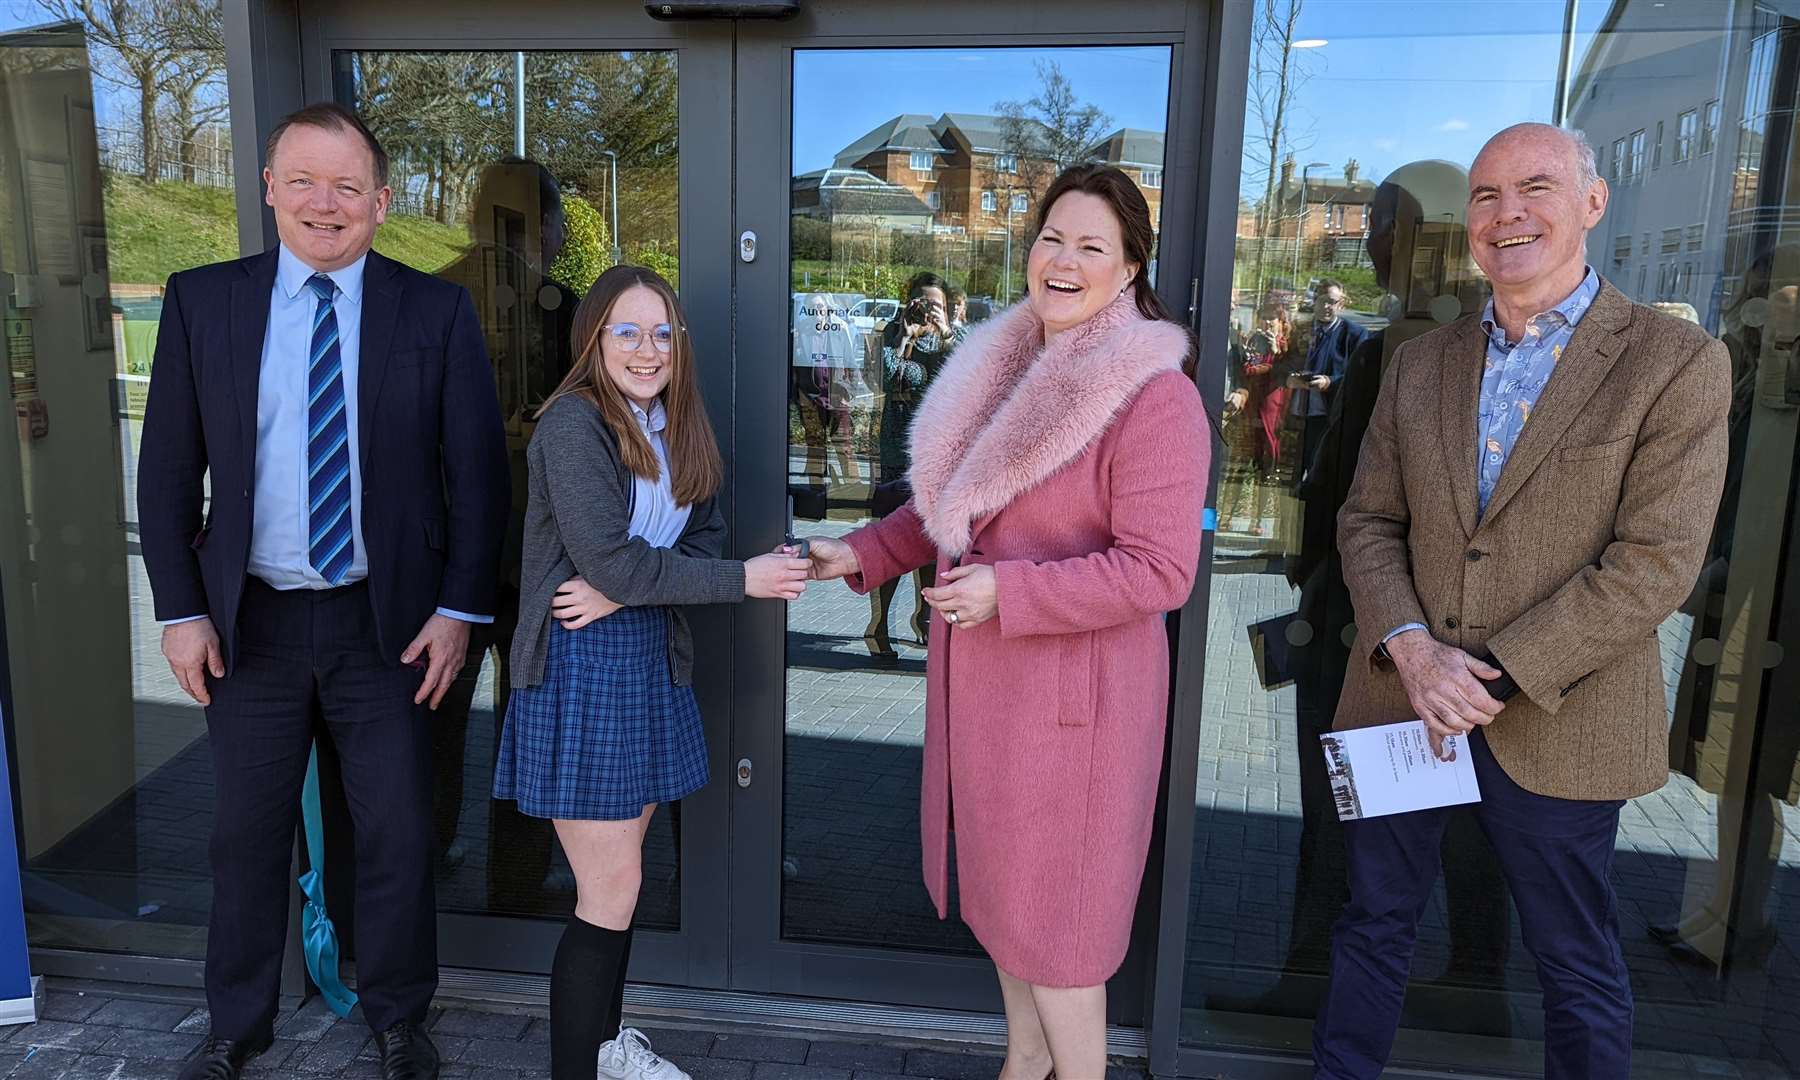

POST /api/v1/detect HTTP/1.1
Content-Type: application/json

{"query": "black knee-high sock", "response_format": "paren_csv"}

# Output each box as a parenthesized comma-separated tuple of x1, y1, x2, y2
(609, 923, 636, 1039)
(550, 915, 630, 1080)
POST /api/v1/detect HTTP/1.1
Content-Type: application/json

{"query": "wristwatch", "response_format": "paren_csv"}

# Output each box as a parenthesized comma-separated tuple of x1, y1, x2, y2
(1479, 652, 1521, 702)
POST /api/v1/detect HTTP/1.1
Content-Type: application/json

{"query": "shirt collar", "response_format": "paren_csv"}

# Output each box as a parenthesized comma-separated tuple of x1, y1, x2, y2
(277, 243, 368, 304)
(1481, 266, 1600, 347)
(630, 398, 668, 435)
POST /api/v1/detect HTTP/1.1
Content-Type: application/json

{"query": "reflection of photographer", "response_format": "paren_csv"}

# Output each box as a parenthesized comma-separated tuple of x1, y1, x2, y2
(867, 272, 964, 656)
(897, 293, 954, 360)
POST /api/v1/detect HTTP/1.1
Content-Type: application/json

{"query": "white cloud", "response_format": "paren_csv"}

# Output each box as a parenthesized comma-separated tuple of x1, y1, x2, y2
(1438, 118, 1471, 132)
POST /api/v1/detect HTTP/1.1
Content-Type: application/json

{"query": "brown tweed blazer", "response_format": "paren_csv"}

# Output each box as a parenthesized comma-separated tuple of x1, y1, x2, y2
(1335, 279, 1730, 801)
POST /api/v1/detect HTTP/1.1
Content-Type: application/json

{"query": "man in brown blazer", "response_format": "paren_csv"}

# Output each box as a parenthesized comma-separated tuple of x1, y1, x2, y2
(1311, 123, 1730, 1080)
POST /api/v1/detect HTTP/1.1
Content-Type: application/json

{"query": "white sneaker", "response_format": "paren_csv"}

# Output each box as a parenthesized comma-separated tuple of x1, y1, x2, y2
(597, 1027, 693, 1080)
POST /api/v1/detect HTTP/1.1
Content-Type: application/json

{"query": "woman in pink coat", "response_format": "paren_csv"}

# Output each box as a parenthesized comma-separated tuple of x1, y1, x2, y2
(807, 165, 1211, 1079)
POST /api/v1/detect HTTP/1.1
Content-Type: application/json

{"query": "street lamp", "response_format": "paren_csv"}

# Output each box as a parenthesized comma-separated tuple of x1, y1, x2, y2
(1002, 183, 1028, 304)
(600, 149, 622, 265)
(1291, 161, 1330, 286)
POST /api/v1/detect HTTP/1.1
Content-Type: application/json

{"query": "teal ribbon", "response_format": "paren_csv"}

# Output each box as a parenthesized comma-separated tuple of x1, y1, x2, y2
(299, 745, 359, 1017)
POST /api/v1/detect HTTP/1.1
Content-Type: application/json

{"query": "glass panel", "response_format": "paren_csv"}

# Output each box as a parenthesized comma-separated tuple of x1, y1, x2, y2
(1189, 3, 1800, 1076)
(0, 6, 234, 959)
(339, 49, 683, 931)
(781, 45, 1173, 951)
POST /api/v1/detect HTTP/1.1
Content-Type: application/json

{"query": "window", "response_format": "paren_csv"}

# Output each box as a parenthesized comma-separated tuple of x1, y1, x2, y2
(981, 190, 996, 212)
(1010, 191, 1028, 213)
(1203, 6, 1795, 1078)
(1142, 168, 1163, 188)
(1, 0, 244, 966)
(909, 150, 934, 174)
(925, 190, 940, 210)
(995, 153, 1018, 173)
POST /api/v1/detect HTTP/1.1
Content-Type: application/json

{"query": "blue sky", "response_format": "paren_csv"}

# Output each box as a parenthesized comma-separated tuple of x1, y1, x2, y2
(2, 0, 1711, 201)
(1254, 0, 1615, 193)
(792, 47, 1174, 174)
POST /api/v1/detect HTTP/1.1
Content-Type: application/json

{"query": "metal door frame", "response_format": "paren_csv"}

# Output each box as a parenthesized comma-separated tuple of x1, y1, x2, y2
(727, 2, 1223, 1048)
(268, 0, 739, 991)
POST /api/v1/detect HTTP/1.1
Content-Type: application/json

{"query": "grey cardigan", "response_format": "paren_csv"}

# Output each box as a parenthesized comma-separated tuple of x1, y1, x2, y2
(510, 394, 746, 689)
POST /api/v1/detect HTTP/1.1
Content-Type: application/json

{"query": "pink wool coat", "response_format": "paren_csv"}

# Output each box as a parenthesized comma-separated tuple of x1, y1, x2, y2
(843, 290, 1210, 986)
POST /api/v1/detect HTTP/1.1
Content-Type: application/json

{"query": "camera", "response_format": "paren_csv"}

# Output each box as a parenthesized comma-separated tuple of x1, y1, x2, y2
(905, 296, 938, 328)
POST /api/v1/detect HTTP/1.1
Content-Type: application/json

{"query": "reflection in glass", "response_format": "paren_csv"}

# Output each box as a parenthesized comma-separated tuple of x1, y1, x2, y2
(0, 8, 234, 959)
(340, 49, 682, 931)
(1189, 3, 1800, 1075)
(781, 46, 1171, 950)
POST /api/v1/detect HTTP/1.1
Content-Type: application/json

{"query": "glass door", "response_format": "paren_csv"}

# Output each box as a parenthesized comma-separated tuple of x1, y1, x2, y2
(728, 2, 1206, 1018)
(300, 0, 736, 988)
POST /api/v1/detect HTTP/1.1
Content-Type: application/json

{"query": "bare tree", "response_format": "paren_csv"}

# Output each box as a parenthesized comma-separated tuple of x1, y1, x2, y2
(990, 62, 1112, 297)
(161, 0, 226, 183)
(1244, 0, 1319, 295)
(995, 60, 1113, 191)
(36, 0, 226, 183)
(37, 0, 172, 181)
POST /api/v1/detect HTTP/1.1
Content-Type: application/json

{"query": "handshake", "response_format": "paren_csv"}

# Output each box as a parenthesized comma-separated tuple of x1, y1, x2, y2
(745, 535, 862, 599)
(550, 537, 866, 631)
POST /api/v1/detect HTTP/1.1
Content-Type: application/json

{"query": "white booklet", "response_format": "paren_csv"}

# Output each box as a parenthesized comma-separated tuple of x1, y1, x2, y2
(1319, 719, 1482, 821)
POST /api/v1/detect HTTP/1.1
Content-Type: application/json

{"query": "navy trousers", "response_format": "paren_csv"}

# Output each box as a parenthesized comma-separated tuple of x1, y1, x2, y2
(203, 578, 437, 1041)
(1312, 730, 1632, 1079)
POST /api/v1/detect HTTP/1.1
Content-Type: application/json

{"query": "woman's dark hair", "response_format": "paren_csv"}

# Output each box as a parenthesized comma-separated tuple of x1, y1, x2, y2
(1033, 164, 1181, 330)
(1034, 164, 1216, 437)
(905, 271, 952, 302)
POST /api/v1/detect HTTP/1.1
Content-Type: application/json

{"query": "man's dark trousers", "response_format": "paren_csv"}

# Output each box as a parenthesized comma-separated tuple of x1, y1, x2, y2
(204, 577, 436, 1042)
(1311, 729, 1631, 1079)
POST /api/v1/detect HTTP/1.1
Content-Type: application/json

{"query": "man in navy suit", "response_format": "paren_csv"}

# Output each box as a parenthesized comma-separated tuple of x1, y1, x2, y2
(139, 103, 507, 1080)
(1290, 278, 1369, 480)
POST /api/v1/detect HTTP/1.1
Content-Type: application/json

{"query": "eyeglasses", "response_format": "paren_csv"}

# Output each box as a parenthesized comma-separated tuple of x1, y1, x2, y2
(603, 322, 676, 352)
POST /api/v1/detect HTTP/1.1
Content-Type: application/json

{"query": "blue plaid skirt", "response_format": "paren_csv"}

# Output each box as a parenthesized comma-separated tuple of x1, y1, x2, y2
(494, 605, 709, 820)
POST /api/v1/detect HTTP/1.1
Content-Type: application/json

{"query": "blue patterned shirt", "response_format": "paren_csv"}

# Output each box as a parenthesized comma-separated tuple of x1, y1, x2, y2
(1475, 267, 1600, 516)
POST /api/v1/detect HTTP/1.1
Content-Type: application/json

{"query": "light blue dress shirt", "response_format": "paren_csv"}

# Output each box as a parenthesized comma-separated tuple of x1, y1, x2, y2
(164, 244, 487, 624)
(627, 399, 692, 548)
(1475, 267, 1600, 514)
(1382, 268, 1600, 648)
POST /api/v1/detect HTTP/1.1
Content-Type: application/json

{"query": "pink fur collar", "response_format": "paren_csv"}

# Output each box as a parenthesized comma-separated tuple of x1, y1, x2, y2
(905, 289, 1190, 555)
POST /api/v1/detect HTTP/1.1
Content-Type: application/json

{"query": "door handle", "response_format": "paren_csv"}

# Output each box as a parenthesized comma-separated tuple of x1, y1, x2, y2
(736, 757, 753, 788)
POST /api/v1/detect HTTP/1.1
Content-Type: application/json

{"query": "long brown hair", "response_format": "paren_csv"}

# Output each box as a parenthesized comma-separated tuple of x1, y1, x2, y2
(538, 265, 723, 505)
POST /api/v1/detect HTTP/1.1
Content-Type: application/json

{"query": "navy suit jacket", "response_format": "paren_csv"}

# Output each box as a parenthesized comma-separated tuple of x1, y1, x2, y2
(1295, 317, 1369, 417)
(138, 247, 509, 671)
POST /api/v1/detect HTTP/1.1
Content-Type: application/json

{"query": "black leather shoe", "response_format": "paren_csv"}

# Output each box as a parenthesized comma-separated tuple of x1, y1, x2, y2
(178, 1035, 272, 1080)
(375, 1021, 441, 1080)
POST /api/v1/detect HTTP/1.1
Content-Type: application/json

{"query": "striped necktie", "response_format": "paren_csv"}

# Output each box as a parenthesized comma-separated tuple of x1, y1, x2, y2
(306, 273, 353, 585)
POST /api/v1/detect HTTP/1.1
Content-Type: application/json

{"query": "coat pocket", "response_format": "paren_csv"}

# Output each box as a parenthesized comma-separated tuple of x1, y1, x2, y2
(1058, 631, 1098, 726)
(422, 517, 447, 551)
(1559, 435, 1634, 462)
